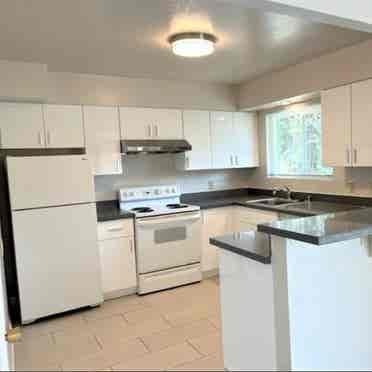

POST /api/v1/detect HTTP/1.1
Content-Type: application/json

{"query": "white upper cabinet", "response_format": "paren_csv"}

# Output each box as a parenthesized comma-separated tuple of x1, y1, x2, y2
(0, 102, 45, 149)
(83, 105, 122, 176)
(233, 112, 259, 168)
(322, 85, 352, 167)
(119, 107, 154, 139)
(210, 111, 234, 169)
(120, 107, 183, 140)
(181, 110, 212, 170)
(351, 79, 372, 167)
(43, 104, 85, 148)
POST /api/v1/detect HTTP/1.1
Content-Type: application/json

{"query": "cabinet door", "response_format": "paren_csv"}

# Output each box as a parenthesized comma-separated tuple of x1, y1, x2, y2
(119, 107, 154, 139)
(83, 106, 122, 175)
(0, 102, 45, 149)
(232, 207, 278, 231)
(202, 208, 231, 273)
(183, 110, 212, 170)
(43, 104, 85, 148)
(154, 109, 183, 139)
(210, 111, 234, 169)
(321, 86, 352, 167)
(99, 237, 137, 296)
(233, 112, 259, 168)
(352, 79, 372, 166)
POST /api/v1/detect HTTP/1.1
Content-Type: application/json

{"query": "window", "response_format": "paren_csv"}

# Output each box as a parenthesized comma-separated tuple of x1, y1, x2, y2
(266, 102, 333, 177)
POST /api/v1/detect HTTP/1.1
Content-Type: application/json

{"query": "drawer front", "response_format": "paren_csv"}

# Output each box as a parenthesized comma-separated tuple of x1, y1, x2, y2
(98, 219, 134, 240)
(235, 207, 278, 225)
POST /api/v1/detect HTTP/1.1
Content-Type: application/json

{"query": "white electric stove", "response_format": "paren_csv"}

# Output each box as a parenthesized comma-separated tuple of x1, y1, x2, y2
(119, 185, 202, 294)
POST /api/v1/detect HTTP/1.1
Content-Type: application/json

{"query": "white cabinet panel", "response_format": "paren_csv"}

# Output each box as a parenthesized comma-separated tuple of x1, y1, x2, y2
(120, 107, 183, 140)
(352, 79, 372, 166)
(43, 104, 84, 148)
(210, 111, 234, 169)
(202, 207, 231, 274)
(154, 109, 183, 139)
(321, 85, 352, 167)
(99, 237, 137, 297)
(120, 107, 154, 139)
(83, 106, 122, 175)
(0, 102, 45, 149)
(182, 110, 212, 170)
(233, 112, 259, 168)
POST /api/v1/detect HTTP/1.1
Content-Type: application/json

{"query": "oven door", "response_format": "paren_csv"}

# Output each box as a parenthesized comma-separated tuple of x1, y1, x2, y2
(135, 211, 202, 274)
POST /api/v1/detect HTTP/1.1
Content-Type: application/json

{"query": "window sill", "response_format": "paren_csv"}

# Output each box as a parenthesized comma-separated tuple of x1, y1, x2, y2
(267, 175, 335, 181)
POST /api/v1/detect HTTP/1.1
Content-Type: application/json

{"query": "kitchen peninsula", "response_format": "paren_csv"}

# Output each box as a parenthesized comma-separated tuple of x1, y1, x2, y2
(212, 206, 372, 371)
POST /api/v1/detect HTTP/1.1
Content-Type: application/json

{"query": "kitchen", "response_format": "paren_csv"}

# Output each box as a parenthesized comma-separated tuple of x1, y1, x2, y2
(0, 0, 372, 371)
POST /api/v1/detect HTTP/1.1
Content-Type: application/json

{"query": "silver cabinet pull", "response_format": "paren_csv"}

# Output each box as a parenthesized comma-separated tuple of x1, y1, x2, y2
(346, 148, 350, 165)
(0, 128, 2, 148)
(47, 130, 51, 146)
(235, 155, 239, 166)
(38, 131, 44, 146)
(129, 239, 134, 254)
(354, 148, 358, 164)
(186, 156, 190, 169)
(230, 155, 234, 167)
(107, 227, 124, 232)
(154, 124, 159, 138)
(148, 124, 152, 138)
(115, 159, 121, 172)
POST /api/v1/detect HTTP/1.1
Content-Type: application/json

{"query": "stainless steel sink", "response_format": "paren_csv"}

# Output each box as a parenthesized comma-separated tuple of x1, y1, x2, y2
(247, 198, 299, 206)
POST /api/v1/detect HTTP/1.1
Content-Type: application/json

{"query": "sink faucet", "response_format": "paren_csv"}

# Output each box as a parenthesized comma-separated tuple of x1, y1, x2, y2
(273, 186, 292, 200)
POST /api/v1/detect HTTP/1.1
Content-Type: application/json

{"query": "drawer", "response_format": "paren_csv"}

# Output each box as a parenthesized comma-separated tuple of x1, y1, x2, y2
(234, 207, 278, 225)
(98, 219, 134, 241)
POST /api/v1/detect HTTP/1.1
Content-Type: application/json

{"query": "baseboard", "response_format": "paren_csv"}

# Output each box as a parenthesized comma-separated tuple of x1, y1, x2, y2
(103, 286, 137, 301)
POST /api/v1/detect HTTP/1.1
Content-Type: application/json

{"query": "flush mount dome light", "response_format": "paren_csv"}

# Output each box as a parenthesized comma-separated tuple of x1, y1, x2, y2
(168, 32, 217, 58)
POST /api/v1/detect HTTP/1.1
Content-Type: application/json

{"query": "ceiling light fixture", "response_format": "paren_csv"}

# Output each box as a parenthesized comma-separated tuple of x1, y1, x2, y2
(168, 32, 217, 58)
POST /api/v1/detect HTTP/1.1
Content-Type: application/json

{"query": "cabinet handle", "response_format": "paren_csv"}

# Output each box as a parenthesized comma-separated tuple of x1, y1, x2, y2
(346, 148, 350, 165)
(235, 155, 239, 166)
(354, 148, 358, 164)
(47, 130, 51, 146)
(129, 239, 134, 254)
(154, 124, 159, 138)
(230, 155, 234, 167)
(186, 157, 190, 169)
(115, 159, 121, 172)
(0, 128, 2, 148)
(107, 227, 124, 232)
(38, 131, 44, 146)
(148, 125, 152, 138)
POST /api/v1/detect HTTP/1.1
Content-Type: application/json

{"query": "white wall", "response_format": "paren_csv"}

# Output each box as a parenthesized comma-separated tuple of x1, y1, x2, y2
(238, 39, 372, 110)
(94, 155, 251, 201)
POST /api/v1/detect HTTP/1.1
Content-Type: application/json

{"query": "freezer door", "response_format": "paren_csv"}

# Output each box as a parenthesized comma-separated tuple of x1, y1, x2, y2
(7, 155, 95, 210)
(12, 204, 103, 323)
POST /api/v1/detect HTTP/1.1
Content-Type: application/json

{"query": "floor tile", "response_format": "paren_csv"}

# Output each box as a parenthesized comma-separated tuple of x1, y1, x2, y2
(142, 319, 216, 352)
(208, 314, 222, 329)
(82, 296, 148, 322)
(188, 331, 223, 356)
(170, 353, 224, 371)
(111, 342, 200, 371)
(122, 307, 164, 324)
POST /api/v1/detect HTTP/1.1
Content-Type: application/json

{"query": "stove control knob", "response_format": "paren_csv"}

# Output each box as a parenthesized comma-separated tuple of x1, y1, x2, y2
(129, 192, 134, 197)
(154, 189, 160, 195)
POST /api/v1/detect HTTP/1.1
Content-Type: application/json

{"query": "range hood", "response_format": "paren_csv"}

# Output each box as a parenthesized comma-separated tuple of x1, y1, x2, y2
(121, 140, 192, 155)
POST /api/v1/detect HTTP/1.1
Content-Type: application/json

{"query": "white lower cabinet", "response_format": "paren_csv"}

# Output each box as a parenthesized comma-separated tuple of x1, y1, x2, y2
(201, 206, 279, 277)
(97, 219, 137, 299)
(201, 207, 231, 276)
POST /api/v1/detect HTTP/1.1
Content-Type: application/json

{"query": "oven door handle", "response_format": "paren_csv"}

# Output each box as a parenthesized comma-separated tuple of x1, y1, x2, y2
(136, 212, 200, 227)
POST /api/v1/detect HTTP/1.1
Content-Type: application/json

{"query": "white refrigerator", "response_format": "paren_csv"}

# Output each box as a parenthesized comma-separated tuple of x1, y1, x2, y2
(6, 155, 103, 324)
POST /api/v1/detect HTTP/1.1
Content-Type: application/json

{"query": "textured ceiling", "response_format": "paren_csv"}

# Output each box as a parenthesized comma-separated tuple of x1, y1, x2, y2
(0, 0, 370, 83)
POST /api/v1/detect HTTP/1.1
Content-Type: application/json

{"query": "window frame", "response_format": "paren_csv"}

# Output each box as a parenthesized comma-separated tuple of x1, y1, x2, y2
(265, 101, 333, 179)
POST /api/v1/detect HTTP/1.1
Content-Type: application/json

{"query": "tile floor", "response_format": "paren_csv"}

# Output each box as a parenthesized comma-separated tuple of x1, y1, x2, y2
(15, 278, 224, 371)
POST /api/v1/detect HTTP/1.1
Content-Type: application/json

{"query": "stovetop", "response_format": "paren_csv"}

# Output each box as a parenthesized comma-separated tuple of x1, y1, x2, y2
(119, 185, 200, 218)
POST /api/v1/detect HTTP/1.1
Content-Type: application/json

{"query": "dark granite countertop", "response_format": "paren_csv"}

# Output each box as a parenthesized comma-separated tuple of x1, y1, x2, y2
(96, 200, 134, 222)
(210, 231, 271, 264)
(258, 208, 372, 245)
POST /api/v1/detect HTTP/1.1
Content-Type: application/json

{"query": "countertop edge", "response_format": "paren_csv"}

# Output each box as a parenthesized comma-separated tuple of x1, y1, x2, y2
(209, 237, 271, 264)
